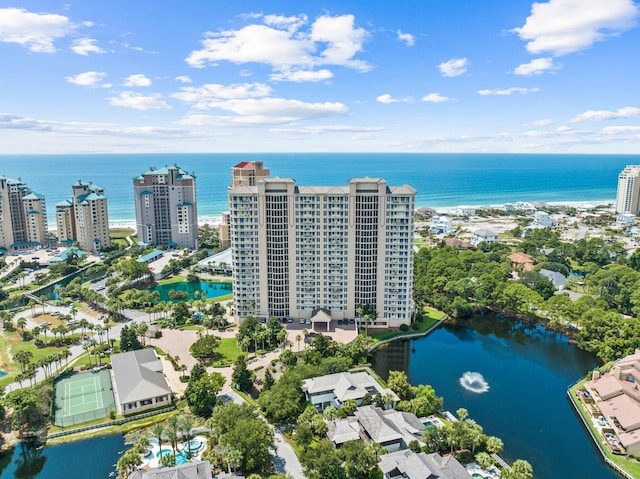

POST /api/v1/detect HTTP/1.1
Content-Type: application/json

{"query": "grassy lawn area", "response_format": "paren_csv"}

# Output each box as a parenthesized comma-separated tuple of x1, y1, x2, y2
(369, 306, 446, 342)
(569, 381, 640, 479)
(211, 337, 243, 366)
(156, 275, 186, 285)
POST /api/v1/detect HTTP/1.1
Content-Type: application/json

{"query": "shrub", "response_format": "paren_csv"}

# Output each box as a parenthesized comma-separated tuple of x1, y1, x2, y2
(399, 324, 410, 332)
(109, 410, 116, 420)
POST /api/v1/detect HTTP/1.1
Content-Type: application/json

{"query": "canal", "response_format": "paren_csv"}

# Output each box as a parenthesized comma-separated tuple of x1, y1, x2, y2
(370, 315, 618, 479)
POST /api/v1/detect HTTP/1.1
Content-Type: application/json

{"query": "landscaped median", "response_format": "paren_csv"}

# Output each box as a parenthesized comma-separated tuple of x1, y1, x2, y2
(368, 306, 447, 347)
(568, 378, 640, 479)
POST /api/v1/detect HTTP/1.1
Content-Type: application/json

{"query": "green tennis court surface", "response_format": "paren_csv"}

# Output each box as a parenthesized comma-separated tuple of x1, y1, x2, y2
(53, 369, 116, 427)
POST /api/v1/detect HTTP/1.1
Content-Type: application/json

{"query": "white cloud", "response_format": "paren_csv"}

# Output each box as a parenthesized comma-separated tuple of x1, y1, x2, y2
(397, 30, 415, 46)
(602, 125, 640, 134)
(178, 98, 347, 126)
(438, 58, 468, 77)
(0, 7, 74, 52)
(71, 38, 105, 56)
(172, 82, 272, 108)
(513, 0, 639, 56)
(478, 87, 540, 96)
(376, 94, 400, 104)
(263, 14, 308, 31)
(376, 94, 413, 104)
(532, 118, 554, 126)
(270, 69, 333, 82)
(65, 71, 106, 86)
(123, 74, 152, 87)
(271, 124, 385, 134)
(571, 106, 640, 122)
(421, 93, 449, 103)
(186, 13, 370, 77)
(175, 76, 192, 84)
(513, 57, 556, 76)
(108, 92, 171, 110)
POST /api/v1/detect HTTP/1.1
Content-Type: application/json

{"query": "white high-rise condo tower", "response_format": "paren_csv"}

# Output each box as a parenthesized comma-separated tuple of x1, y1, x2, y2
(616, 165, 640, 215)
(229, 176, 416, 329)
(133, 164, 198, 249)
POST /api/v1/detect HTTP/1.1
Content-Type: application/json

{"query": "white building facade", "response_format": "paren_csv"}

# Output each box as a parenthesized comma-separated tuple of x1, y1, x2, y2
(133, 165, 198, 249)
(616, 165, 640, 215)
(229, 177, 416, 328)
(0, 176, 48, 250)
(55, 180, 110, 253)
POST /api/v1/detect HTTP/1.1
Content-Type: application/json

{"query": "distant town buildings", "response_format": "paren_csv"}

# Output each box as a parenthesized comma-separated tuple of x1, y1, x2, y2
(56, 180, 110, 253)
(219, 161, 270, 248)
(0, 175, 48, 251)
(616, 165, 640, 215)
(133, 164, 198, 249)
(229, 176, 415, 327)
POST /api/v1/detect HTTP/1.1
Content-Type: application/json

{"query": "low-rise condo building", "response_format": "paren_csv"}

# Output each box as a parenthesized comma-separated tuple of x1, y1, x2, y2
(0, 175, 48, 250)
(582, 349, 640, 456)
(55, 180, 110, 253)
(133, 164, 198, 249)
(229, 176, 415, 328)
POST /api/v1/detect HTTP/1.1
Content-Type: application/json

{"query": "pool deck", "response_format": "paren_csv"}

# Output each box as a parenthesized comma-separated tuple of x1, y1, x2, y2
(141, 435, 207, 469)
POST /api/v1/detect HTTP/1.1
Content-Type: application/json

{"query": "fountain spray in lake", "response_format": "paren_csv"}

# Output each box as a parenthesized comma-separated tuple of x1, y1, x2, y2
(459, 371, 490, 393)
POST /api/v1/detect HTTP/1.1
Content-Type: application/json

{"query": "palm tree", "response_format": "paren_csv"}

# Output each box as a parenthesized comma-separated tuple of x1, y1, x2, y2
(39, 295, 47, 313)
(180, 416, 194, 458)
(152, 423, 164, 453)
(40, 323, 49, 343)
(167, 415, 180, 456)
(296, 334, 302, 352)
(16, 317, 27, 335)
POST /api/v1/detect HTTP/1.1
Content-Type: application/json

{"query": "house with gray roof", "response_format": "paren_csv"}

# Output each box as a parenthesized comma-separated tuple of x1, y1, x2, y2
(129, 461, 212, 479)
(539, 268, 568, 290)
(111, 349, 172, 415)
(471, 228, 499, 247)
(379, 450, 473, 479)
(354, 405, 425, 452)
(302, 371, 399, 412)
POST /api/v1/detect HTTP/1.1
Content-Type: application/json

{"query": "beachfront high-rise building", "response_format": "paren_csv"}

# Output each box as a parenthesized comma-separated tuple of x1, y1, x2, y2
(0, 176, 48, 251)
(55, 180, 110, 253)
(219, 161, 270, 248)
(229, 176, 416, 329)
(616, 165, 640, 215)
(133, 164, 198, 249)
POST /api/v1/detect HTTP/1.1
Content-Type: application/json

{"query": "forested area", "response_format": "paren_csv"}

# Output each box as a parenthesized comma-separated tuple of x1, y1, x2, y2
(414, 230, 640, 363)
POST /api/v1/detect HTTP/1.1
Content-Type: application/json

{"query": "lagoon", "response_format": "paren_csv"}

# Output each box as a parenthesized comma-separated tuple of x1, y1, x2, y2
(370, 315, 617, 479)
(149, 281, 232, 303)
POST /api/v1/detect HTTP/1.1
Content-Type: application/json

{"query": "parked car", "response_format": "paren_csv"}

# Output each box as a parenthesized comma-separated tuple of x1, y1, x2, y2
(51, 311, 61, 316)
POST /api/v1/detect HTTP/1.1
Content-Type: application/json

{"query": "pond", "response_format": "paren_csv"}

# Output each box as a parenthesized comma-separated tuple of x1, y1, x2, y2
(370, 314, 618, 479)
(0, 434, 125, 479)
(149, 280, 232, 302)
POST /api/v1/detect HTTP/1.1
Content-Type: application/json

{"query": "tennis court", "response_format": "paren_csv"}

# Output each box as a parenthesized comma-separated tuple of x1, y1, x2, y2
(53, 369, 116, 427)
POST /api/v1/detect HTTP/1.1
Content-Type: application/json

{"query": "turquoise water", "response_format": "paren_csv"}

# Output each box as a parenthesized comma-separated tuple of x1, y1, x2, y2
(0, 153, 635, 225)
(149, 281, 232, 302)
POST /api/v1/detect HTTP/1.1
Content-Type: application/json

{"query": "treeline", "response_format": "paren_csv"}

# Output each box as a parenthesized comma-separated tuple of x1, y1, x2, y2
(414, 231, 640, 362)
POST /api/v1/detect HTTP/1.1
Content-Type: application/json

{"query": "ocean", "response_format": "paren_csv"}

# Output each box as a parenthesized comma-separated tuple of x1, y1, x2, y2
(0, 153, 637, 227)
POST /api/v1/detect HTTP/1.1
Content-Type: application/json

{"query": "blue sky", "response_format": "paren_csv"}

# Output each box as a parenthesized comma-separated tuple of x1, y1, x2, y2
(1, 0, 639, 154)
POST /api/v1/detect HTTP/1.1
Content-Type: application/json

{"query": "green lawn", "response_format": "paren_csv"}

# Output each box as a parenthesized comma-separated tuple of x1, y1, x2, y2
(156, 275, 186, 285)
(211, 337, 243, 366)
(569, 381, 640, 478)
(369, 306, 446, 342)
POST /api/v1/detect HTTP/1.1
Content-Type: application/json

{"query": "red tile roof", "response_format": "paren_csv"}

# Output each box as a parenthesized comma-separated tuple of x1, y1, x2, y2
(508, 252, 534, 264)
(233, 161, 254, 169)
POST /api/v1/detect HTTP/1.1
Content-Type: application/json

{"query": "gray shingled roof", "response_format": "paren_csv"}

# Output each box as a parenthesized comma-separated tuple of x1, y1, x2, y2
(378, 450, 473, 479)
(111, 349, 171, 405)
(327, 418, 361, 445)
(128, 460, 212, 479)
(301, 371, 399, 404)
